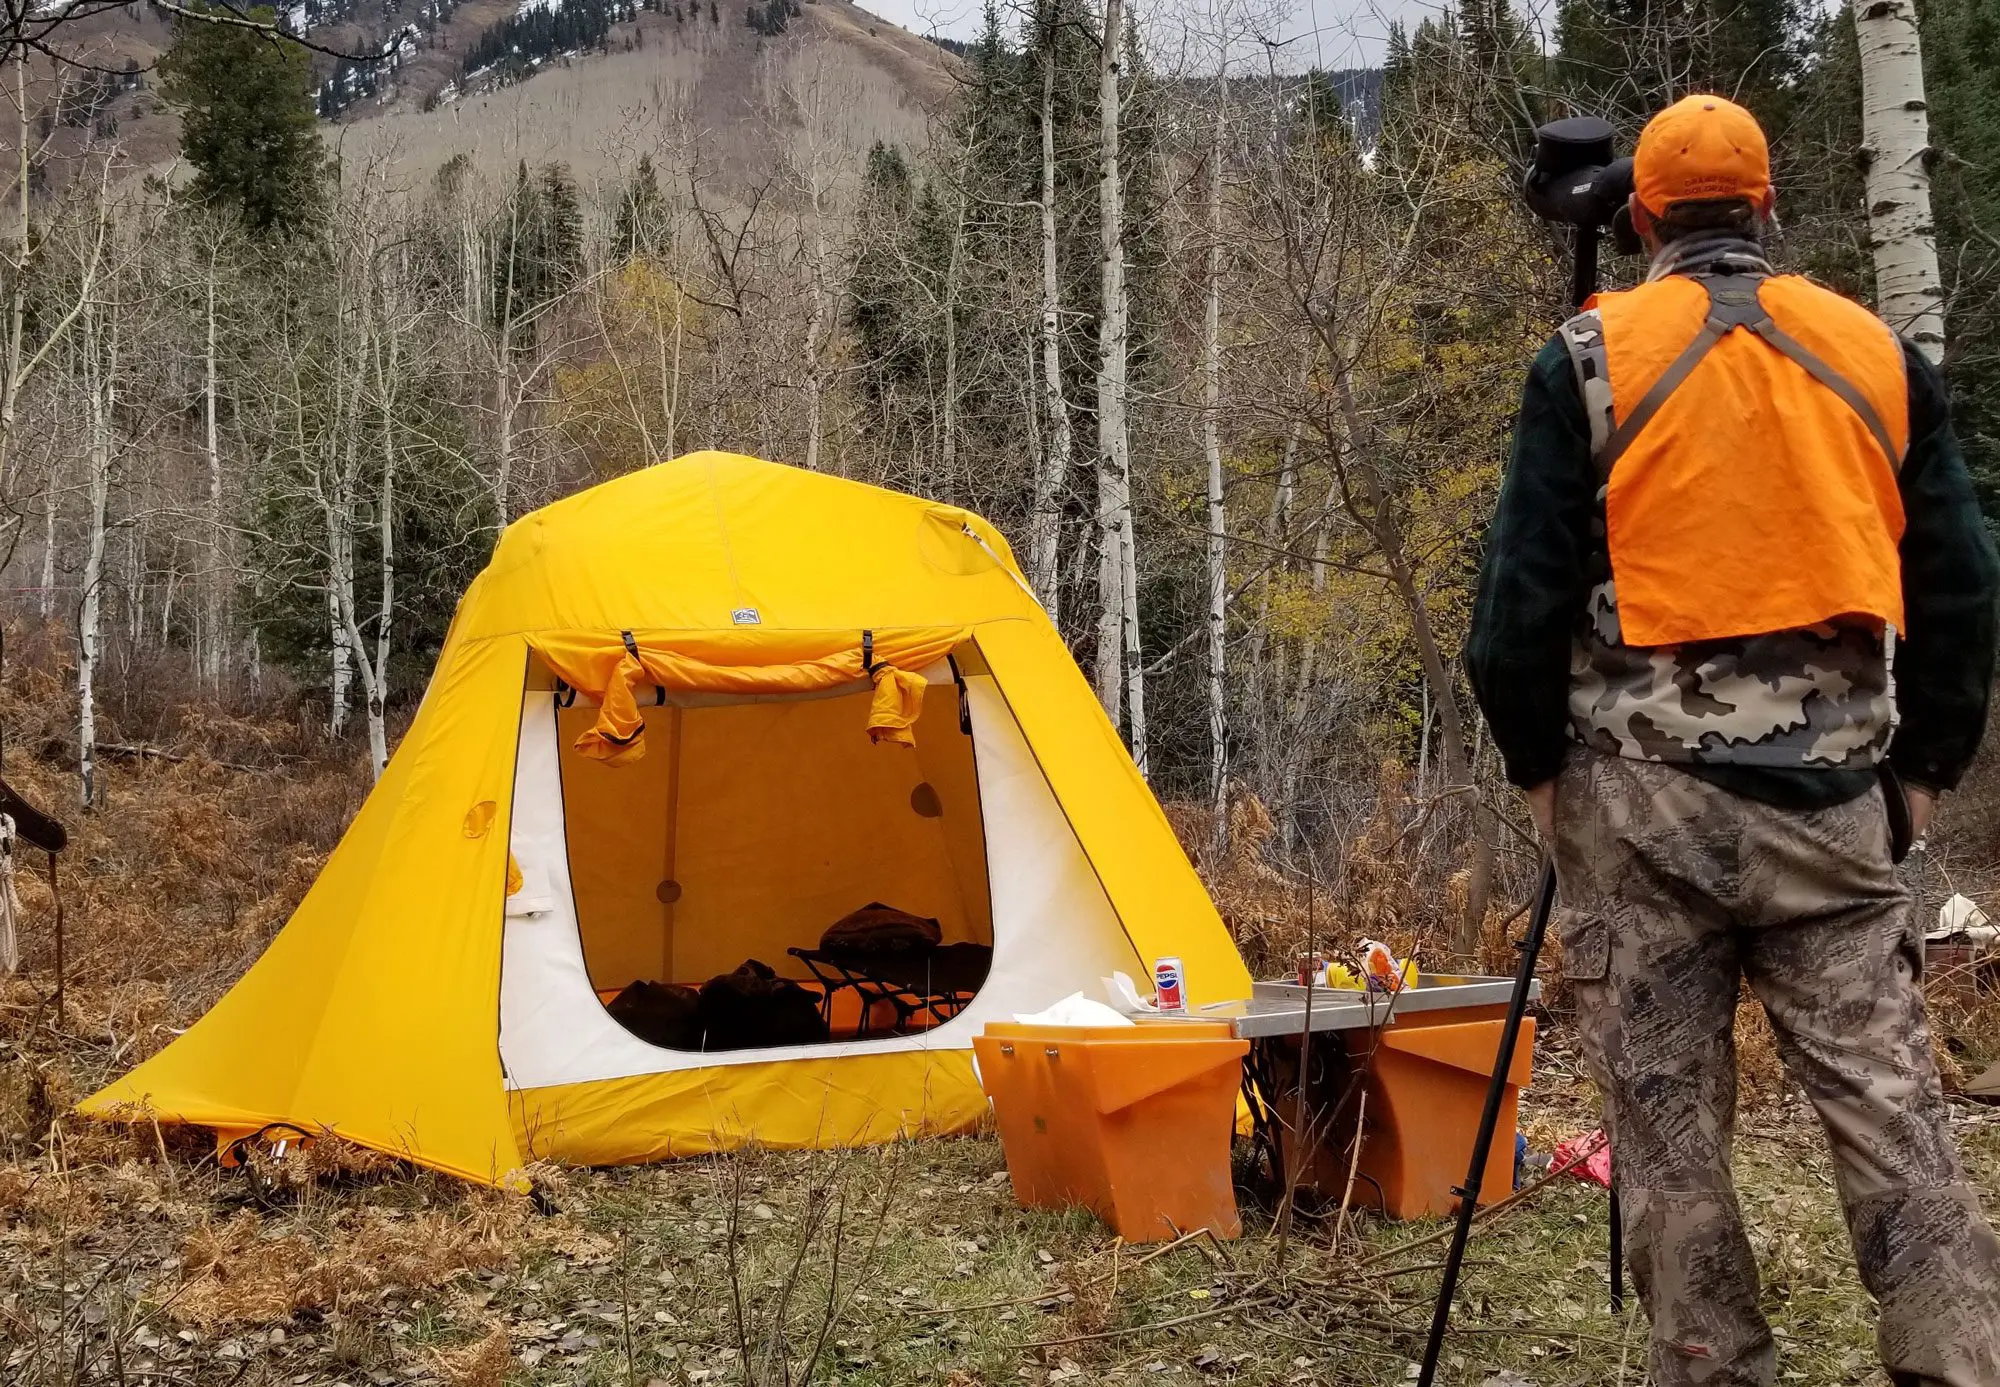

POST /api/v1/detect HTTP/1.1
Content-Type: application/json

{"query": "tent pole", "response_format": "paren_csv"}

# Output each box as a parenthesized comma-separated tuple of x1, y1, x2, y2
(661, 704, 682, 983)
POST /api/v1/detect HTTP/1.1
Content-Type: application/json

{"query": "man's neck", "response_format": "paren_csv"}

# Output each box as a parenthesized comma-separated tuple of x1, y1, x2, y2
(1647, 232, 1773, 282)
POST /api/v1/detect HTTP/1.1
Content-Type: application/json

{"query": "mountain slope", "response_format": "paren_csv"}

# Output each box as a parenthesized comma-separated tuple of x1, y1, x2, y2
(21, 0, 951, 199)
(340, 0, 952, 192)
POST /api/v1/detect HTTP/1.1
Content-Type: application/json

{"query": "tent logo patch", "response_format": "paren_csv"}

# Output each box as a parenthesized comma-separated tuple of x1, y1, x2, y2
(731, 607, 762, 626)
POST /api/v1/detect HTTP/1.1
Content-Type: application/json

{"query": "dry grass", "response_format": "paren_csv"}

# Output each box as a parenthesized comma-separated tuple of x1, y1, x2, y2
(431, 1324, 515, 1387)
(172, 1197, 536, 1327)
(0, 622, 1994, 1385)
(1171, 766, 1518, 985)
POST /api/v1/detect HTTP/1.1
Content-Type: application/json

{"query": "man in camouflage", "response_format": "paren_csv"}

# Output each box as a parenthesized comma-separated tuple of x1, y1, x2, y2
(1467, 96, 2000, 1386)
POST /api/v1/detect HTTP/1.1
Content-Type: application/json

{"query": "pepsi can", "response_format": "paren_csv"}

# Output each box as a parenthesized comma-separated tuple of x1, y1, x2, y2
(1153, 956, 1186, 1014)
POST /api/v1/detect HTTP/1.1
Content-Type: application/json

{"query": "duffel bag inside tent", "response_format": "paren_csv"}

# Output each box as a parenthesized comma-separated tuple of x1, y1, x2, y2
(82, 453, 1250, 1183)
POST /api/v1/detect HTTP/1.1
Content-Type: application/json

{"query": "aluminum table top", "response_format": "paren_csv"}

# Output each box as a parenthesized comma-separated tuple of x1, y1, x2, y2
(1141, 974, 1538, 1040)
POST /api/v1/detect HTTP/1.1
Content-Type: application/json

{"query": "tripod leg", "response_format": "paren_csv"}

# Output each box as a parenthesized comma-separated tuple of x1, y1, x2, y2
(1415, 861, 1557, 1387)
(1610, 1176, 1625, 1312)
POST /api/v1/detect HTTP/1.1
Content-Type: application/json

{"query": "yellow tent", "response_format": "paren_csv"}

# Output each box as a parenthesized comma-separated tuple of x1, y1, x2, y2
(81, 454, 1250, 1183)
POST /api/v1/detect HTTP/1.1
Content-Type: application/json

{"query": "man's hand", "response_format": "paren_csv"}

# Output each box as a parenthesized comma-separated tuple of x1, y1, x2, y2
(1907, 785, 1936, 840)
(1526, 780, 1556, 842)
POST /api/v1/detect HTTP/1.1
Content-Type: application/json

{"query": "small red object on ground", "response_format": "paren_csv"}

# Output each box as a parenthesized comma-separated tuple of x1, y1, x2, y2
(1553, 1127, 1613, 1187)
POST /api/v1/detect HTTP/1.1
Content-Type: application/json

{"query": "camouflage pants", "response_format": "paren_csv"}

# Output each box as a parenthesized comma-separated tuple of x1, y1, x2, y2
(1552, 751, 2000, 1387)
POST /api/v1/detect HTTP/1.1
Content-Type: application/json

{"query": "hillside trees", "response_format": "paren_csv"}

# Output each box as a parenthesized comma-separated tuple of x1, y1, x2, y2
(454, 161, 590, 530)
(13, 0, 1996, 962)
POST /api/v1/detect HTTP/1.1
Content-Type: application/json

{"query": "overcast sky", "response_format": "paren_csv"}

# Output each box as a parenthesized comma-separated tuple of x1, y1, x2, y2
(848, 0, 1565, 70)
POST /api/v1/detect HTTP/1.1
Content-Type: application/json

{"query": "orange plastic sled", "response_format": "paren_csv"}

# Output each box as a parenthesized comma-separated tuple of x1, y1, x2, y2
(1350, 1013, 1535, 1219)
(974, 1021, 1249, 1243)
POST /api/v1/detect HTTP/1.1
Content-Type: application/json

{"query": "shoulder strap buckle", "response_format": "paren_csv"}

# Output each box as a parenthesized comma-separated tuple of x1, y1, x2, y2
(1699, 274, 1770, 331)
(1557, 307, 1615, 459)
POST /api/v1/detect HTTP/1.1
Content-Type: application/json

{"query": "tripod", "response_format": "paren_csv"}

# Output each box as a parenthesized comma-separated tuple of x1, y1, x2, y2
(1413, 223, 1625, 1387)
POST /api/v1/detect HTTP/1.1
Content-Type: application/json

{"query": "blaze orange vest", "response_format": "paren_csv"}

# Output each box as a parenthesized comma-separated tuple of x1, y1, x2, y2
(1563, 273, 1909, 647)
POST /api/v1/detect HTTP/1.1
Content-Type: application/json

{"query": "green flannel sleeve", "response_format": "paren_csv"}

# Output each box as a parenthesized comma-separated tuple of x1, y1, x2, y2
(1887, 341, 2000, 793)
(1464, 335, 1597, 790)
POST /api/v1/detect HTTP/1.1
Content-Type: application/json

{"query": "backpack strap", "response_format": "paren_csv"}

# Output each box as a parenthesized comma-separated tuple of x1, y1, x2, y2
(1557, 306, 1616, 459)
(1579, 274, 1905, 479)
(1750, 316, 1905, 471)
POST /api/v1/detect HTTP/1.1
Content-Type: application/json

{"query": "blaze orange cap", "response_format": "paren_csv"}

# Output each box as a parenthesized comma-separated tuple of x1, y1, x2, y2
(1633, 94, 1771, 214)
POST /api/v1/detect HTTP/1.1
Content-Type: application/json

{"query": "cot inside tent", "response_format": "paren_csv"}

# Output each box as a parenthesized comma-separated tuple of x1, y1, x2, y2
(501, 641, 1147, 1099)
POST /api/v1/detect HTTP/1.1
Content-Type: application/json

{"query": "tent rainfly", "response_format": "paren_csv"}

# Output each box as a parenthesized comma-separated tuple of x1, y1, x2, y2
(81, 453, 1251, 1183)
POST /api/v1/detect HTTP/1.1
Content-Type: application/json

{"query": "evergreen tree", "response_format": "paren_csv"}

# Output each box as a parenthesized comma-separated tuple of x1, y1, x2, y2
(614, 154, 668, 260)
(1553, 0, 1800, 127)
(462, 0, 631, 87)
(493, 161, 584, 333)
(158, 5, 328, 235)
(1923, 0, 2000, 511)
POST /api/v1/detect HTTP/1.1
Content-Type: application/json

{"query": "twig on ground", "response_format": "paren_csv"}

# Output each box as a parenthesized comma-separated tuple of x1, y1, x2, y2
(96, 742, 278, 775)
(1012, 1297, 1265, 1351)
(1353, 1139, 1603, 1271)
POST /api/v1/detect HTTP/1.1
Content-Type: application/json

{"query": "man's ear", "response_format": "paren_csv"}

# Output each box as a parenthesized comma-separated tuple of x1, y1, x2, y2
(1758, 187, 1777, 219)
(1628, 194, 1660, 252)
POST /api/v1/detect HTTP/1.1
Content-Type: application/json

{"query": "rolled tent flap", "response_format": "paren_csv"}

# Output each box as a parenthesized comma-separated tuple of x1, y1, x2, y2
(529, 627, 968, 764)
(866, 667, 927, 746)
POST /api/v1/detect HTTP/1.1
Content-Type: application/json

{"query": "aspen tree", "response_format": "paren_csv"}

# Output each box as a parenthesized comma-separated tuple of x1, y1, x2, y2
(1094, 0, 1146, 774)
(1855, 0, 1946, 358)
(1202, 82, 1228, 847)
(1027, 0, 1072, 617)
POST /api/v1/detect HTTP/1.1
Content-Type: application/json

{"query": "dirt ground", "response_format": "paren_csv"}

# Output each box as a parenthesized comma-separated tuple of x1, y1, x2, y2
(1, 649, 1998, 1387)
(4, 989, 1997, 1387)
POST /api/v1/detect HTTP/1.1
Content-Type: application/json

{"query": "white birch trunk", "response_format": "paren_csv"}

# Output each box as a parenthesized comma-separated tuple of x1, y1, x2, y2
(361, 281, 400, 780)
(372, 435, 394, 776)
(939, 149, 970, 490)
(801, 200, 830, 473)
(38, 470, 56, 620)
(1028, 11, 1072, 620)
(78, 306, 117, 809)
(326, 297, 358, 741)
(1855, 0, 1946, 360)
(1110, 4, 1147, 777)
(327, 552, 353, 737)
(126, 524, 143, 650)
(494, 348, 516, 530)
(659, 243, 687, 460)
(0, 49, 28, 496)
(491, 197, 521, 530)
(202, 258, 226, 686)
(1202, 91, 1228, 849)
(1094, 0, 1135, 752)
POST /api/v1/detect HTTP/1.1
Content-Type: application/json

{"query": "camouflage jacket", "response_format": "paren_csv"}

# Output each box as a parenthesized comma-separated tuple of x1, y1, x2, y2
(1568, 575, 1893, 770)
(1466, 296, 1998, 797)
(1557, 255, 1893, 771)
